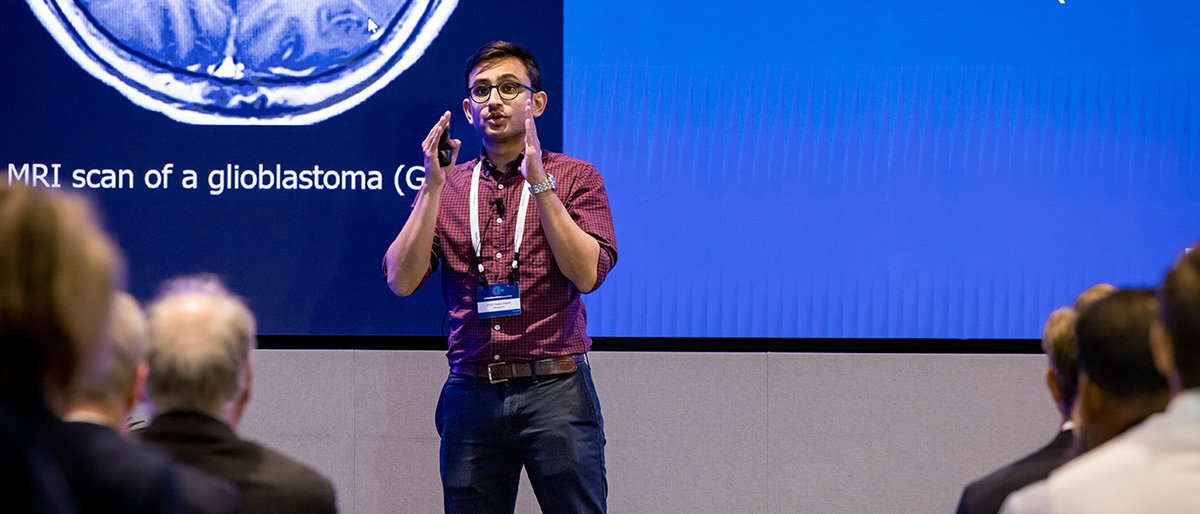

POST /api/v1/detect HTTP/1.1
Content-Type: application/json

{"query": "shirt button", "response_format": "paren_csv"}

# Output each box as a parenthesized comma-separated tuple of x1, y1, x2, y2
(495, 252, 503, 259)
(494, 355, 501, 360)
(497, 184, 504, 189)
(493, 325, 500, 331)
(497, 218, 503, 224)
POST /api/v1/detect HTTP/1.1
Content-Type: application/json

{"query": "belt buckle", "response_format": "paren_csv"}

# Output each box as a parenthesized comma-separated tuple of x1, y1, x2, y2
(487, 362, 508, 384)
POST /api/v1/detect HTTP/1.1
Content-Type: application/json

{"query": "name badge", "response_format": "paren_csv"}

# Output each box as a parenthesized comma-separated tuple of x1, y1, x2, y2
(477, 282, 521, 319)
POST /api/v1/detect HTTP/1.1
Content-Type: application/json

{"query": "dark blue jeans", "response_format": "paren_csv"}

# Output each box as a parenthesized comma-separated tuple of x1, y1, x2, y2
(435, 361, 607, 514)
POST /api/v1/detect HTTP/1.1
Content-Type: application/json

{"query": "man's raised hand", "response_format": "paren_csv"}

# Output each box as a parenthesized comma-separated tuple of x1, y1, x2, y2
(520, 99, 546, 184)
(421, 111, 460, 189)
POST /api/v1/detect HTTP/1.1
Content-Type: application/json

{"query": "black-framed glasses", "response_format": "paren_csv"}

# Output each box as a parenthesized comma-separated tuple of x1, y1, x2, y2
(468, 82, 538, 103)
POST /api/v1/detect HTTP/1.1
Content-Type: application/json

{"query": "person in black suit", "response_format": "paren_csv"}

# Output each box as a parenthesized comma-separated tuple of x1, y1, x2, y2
(61, 291, 240, 514)
(139, 275, 337, 514)
(0, 184, 123, 514)
(49, 418, 188, 514)
(955, 284, 1115, 514)
(0, 397, 78, 514)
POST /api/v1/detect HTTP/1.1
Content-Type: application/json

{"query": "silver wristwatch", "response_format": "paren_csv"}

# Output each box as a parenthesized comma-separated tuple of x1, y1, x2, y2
(528, 174, 557, 195)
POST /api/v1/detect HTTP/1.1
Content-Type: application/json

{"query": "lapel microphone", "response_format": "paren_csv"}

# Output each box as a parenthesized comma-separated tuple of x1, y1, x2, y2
(490, 197, 506, 218)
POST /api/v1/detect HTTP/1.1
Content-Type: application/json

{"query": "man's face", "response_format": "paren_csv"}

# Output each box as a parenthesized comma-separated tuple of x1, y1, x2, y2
(462, 56, 545, 145)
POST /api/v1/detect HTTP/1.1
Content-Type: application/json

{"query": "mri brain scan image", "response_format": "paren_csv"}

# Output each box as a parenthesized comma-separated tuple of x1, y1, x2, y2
(27, 0, 457, 125)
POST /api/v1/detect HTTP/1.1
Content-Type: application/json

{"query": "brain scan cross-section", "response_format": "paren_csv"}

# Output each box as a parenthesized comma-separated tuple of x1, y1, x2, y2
(27, 0, 458, 125)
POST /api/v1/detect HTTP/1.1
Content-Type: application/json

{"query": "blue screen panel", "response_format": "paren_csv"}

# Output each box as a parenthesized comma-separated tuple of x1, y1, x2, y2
(565, 0, 1200, 338)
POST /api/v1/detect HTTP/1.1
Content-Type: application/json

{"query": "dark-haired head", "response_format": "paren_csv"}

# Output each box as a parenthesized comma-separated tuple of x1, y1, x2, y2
(1076, 289, 1167, 399)
(465, 41, 542, 92)
(1157, 248, 1200, 390)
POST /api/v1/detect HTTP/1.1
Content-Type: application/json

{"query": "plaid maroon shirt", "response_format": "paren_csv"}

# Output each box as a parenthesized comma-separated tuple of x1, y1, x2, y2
(411, 150, 617, 366)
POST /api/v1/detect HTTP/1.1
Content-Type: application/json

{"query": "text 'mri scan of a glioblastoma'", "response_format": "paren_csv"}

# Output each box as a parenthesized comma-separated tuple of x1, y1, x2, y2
(27, 0, 457, 125)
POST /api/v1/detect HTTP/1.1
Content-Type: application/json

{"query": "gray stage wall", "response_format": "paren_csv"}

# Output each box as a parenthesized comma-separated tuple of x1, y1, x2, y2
(235, 350, 1056, 513)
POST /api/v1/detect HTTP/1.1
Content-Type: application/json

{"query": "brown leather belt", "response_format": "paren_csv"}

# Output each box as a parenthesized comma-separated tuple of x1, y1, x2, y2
(451, 355, 584, 384)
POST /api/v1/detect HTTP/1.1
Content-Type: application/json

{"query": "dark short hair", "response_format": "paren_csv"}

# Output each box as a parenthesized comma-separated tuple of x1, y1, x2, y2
(1076, 289, 1167, 398)
(1160, 247, 1200, 388)
(465, 41, 542, 92)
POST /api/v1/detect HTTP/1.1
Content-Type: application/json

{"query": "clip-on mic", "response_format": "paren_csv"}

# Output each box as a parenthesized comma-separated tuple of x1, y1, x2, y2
(490, 197, 506, 218)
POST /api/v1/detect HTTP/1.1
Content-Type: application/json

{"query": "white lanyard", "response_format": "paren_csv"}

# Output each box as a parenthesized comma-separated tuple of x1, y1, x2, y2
(469, 161, 532, 276)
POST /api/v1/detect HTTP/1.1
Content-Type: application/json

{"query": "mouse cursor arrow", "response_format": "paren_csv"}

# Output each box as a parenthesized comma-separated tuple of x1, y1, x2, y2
(367, 18, 379, 34)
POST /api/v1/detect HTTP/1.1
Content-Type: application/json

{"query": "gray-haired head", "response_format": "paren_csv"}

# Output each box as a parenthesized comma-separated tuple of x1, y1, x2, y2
(69, 291, 147, 415)
(145, 275, 256, 418)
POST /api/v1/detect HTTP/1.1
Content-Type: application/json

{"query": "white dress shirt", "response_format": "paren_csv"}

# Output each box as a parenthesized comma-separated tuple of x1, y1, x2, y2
(1001, 389, 1200, 514)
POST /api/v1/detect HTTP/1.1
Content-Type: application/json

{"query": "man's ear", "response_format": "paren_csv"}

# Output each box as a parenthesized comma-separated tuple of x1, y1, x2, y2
(1070, 377, 1084, 433)
(1150, 322, 1179, 391)
(531, 91, 547, 117)
(1046, 367, 1063, 407)
(126, 364, 148, 415)
(229, 362, 254, 429)
(1079, 372, 1104, 424)
(116, 363, 149, 435)
(462, 98, 474, 124)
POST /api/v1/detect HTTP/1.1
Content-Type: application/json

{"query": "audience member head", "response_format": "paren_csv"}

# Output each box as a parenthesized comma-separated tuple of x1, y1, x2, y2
(1074, 283, 1116, 314)
(1041, 307, 1079, 420)
(1074, 289, 1169, 451)
(145, 275, 256, 429)
(0, 185, 121, 414)
(1152, 247, 1200, 393)
(67, 292, 149, 433)
(1042, 284, 1114, 424)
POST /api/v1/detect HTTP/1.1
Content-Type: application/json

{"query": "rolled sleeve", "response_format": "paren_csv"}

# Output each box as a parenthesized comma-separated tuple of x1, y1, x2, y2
(563, 162, 617, 293)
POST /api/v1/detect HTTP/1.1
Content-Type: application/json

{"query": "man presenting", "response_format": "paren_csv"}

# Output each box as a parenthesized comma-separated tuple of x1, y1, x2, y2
(384, 41, 617, 514)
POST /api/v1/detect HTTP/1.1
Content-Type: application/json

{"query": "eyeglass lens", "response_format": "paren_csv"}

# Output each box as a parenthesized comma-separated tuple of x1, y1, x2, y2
(470, 83, 529, 102)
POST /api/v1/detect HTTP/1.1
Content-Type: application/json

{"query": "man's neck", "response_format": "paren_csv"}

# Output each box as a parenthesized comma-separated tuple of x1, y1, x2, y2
(155, 403, 231, 428)
(483, 139, 524, 172)
(1084, 394, 1170, 450)
(63, 405, 120, 431)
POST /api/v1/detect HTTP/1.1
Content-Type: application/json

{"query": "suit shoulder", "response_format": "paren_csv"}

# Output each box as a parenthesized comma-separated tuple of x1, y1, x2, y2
(957, 432, 1072, 514)
(52, 422, 184, 513)
(244, 441, 336, 512)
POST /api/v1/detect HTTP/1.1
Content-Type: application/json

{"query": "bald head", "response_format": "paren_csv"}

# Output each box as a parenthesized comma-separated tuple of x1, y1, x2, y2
(145, 276, 256, 418)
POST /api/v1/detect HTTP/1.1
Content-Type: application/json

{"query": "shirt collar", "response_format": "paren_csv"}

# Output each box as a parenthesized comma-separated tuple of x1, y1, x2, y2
(1167, 388, 1200, 416)
(479, 149, 524, 180)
